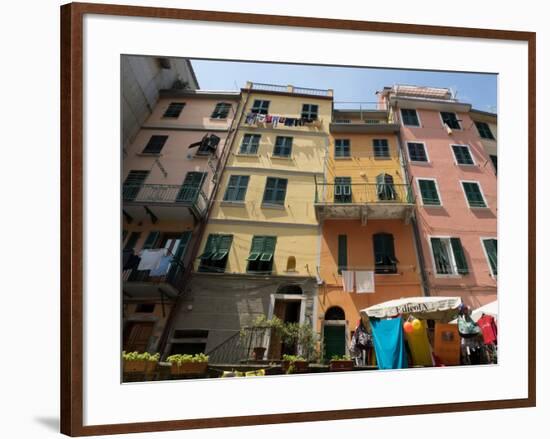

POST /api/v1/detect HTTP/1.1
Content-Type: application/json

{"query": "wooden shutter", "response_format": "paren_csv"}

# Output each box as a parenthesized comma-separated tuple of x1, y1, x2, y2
(483, 239, 498, 275)
(260, 237, 276, 262)
(199, 234, 217, 259)
(373, 233, 397, 265)
(247, 236, 265, 261)
(463, 182, 486, 207)
(212, 235, 233, 260)
(419, 180, 439, 205)
(450, 238, 469, 274)
(338, 235, 347, 274)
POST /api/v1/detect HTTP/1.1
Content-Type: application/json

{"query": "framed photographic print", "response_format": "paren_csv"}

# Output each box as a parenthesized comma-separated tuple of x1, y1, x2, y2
(60, 2, 536, 436)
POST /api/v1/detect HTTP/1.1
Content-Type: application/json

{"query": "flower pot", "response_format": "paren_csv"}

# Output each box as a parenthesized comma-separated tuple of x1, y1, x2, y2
(123, 359, 157, 374)
(329, 360, 354, 372)
(252, 347, 266, 361)
(281, 360, 309, 374)
(170, 361, 208, 376)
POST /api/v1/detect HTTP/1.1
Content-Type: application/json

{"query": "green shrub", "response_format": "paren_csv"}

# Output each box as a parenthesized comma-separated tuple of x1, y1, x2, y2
(166, 353, 209, 365)
(122, 351, 160, 362)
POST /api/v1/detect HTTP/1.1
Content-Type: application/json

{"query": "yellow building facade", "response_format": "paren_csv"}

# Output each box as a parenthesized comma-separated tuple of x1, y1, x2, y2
(170, 83, 333, 359)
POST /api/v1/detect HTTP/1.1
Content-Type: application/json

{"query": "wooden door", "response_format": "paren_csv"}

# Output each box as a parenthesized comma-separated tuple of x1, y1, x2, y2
(434, 323, 460, 366)
(123, 322, 154, 353)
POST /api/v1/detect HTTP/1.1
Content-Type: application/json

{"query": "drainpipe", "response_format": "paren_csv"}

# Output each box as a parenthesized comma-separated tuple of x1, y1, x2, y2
(157, 90, 252, 358)
(391, 102, 431, 297)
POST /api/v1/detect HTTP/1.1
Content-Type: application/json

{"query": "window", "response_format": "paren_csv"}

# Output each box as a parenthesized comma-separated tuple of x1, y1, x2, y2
(211, 102, 232, 119)
(373, 233, 398, 274)
(334, 177, 352, 203)
(192, 134, 220, 155)
(301, 104, 319, 120)
(142, 135, 168, 154)
(163, 102, 185, 118)
(475, 121, 495, 140)
(441, 112, 461, 129)
(135, 304, 155, 313)
(430, 237, 469, 275)
(223, 175, 249, 202)
(247, 236, 277, 273)
(142, 231, 160, 249)
(490, 155, 497, 174)
(335, 139, 350, 157)
(376, 173, 396, 201)
(373, 139, 390, 158)
(251, 100, 270, 115)
(401, 109, 420, 127)
(263, 177, 287, 206)
(239, 134, 261, 154)
(124, 232, 141, 251)
(407, 142, 428, 162)
(337, 235, 347, 274)
(418, 179, 441, 206)
(198, 234, 233, 273)
(273, 136, 293, 157)
(176, 172, 206, 202)
(462, 182, 487, 208)
(123, 170, 149, 201)
(482, 238, 498, 276)
(452, 145, 474, 165)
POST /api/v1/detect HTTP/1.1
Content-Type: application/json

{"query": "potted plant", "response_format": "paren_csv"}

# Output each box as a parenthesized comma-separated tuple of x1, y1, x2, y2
(242, 315, 285, 362)
(329, 354, 354, 372)
(167, 353, 209, 376)
(281, 354, 309, 374)
(122, 351, 159, 374)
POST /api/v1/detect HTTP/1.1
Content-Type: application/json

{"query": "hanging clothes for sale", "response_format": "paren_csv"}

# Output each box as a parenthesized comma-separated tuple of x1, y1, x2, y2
(404, 320, 434, 366)
(350, 319, 373, 366)
(370, 317, 408, 369)
(477, 314, 498, 345)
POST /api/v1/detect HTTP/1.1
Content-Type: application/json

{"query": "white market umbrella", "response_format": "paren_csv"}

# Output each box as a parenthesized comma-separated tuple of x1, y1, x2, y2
(361, 296, 463, 321)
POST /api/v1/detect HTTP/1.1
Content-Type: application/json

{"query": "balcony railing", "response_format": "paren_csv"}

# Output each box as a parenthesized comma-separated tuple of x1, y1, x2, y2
(315, 183, 414, 205)
(123, 183, 208, 216)
(246, 81, 333, 97)
(206, 326, 273, 364)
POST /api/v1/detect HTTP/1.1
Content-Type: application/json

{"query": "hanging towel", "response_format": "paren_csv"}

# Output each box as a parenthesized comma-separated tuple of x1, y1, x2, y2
(341, 270, 354, 293)
(272, 115, 280, 128)
(138, 248, 166, 271)
(370, 317, 408, 369)
(405, 320, 434, 366)
(356, 271, 375, 293)
(149, 255, 173, 276)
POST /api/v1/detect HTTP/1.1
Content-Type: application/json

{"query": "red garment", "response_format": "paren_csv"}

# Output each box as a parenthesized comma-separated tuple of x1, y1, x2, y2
(477, 314, 498, 345)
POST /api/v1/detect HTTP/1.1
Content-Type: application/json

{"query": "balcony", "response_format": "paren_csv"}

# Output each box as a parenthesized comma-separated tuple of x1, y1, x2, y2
(331, 103, 398, 133)
(314, 182, 415, 224)
(122, 249, 185, 300)
(122, 183, 208, 223)
(245, 81, 333, 97)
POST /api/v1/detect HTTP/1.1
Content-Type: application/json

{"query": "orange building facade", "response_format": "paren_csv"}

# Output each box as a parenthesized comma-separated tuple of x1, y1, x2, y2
(315, 107, 424, 360)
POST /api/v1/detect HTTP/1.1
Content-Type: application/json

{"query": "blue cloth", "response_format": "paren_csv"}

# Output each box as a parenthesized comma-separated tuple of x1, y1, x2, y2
(370, 317, 408, 370)
(149, 255, 172, 276)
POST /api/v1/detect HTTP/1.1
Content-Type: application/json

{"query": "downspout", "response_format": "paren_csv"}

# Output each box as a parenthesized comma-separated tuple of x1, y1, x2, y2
(391, 101, 431, 297)
(158, 90, 251, 358)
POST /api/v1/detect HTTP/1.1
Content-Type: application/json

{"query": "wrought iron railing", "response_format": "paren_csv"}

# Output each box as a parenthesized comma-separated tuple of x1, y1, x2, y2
(315, 183, 414, 204)
(122, 183, 208, 215)
(206, 326, 272, 364)
(333, 101, 388, 111)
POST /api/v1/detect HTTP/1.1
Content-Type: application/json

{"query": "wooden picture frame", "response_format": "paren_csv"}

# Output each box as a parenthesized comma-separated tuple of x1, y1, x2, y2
(61, 2, 536, 436)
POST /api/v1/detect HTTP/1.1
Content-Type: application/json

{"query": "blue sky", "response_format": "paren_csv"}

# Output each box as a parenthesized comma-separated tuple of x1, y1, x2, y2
(191, 59, 497, 113)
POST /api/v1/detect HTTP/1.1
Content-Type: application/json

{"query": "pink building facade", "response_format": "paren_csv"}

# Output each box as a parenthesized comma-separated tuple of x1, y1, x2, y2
(379, 86, 497, 309)
(121, 89, 241, 354)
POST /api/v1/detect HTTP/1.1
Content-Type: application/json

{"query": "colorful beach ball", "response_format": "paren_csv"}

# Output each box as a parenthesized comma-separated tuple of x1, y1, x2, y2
(412, 319, 422, 332)
(403, 321, 414, 333)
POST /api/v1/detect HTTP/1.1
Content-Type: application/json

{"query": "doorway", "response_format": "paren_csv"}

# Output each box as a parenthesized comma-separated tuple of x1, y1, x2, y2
(268, 298, 302, 359)
(323, 306, 347, 361)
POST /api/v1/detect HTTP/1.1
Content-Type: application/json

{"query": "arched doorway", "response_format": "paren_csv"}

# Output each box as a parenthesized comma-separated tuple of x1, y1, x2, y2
(323, 306, 347, 361)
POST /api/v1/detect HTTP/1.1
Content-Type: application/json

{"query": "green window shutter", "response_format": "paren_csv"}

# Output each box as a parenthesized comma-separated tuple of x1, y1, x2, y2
(373, 233, 397, 270)
(142, 231, 160, 249)
(450, 238, 469, 274)
(124, 232, 141, 251)
(337, 235, 347, 274)
(452, 145, 474, 165)
(247, 236, 265, 261)
(463, 182, 486, 207)
(199, 234, 217, 259)
(212, 235, 233, 260)
(260, 237, 276, 261)
(431, 237, 450, 274)
(419, 180, 440, 205)
(483, 239, 498, 275)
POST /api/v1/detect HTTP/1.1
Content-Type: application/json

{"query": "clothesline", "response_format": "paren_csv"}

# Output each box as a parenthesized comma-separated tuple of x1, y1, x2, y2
(244, 112, 323, 128)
